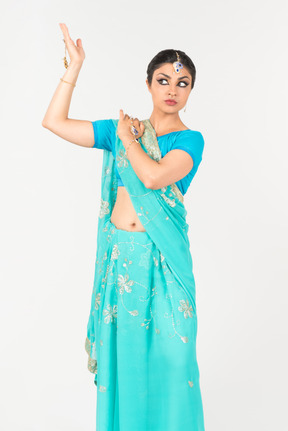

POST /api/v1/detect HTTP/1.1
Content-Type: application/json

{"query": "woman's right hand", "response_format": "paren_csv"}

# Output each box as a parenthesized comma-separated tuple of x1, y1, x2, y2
(59, 23, 85, 66)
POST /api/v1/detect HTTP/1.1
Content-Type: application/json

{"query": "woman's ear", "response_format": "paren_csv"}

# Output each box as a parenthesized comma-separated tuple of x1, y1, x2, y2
(146, 79, 151, 94)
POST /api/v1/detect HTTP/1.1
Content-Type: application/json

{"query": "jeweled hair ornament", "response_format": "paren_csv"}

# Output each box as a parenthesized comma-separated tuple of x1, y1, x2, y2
(172, 51, 183, 74)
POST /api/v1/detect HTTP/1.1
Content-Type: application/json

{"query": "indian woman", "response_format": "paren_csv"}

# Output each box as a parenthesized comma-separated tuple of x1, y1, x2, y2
(42, 22, 206, 431)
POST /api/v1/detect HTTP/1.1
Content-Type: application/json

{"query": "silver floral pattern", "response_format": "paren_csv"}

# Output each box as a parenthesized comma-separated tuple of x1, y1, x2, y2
(85, 337, 97, 374)
(118, 273, 134, 294)
(139, 249, 151, 269)
(99, 198, 110, 219)
(160, 192, 176, 207)
(103, 304, 118, 324)
(99, 385, 107, 392)
(116, 149, 129, 168)
(95, 292, 101, 310)
(111, 244, 120, 260)
(178, 299, 193, 319)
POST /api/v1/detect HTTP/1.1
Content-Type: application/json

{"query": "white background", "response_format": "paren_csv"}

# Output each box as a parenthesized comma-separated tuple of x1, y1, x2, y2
(1, 0, 287, 430)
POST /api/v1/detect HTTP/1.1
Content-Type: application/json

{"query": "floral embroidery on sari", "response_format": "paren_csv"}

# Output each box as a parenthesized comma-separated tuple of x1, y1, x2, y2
(86, 117, 199, 378)
(103, 304, 118, 324)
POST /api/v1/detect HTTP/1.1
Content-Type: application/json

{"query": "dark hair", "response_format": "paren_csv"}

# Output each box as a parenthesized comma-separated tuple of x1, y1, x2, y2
(146, 49, 196, 90)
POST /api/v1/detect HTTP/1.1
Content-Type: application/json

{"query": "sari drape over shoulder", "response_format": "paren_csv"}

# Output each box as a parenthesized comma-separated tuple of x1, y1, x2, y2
(85, 119, 206, 431)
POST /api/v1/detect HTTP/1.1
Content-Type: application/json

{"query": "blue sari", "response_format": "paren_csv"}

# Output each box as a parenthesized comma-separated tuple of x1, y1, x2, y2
(85, 119, 206, 430)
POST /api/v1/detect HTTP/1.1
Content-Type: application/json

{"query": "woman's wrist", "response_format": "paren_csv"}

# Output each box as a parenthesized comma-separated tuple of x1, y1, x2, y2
(60, 61, 83, 85)
(121, 134, 136, 149)
(68, 60, 83, 71)
(121, 135, 140, 157)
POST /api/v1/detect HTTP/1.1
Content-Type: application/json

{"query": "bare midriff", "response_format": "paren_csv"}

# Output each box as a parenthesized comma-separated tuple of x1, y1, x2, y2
(110, 186, 146, 232)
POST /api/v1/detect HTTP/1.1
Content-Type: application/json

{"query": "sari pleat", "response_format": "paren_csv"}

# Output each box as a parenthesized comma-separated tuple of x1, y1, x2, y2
(85, 119, 205, 430)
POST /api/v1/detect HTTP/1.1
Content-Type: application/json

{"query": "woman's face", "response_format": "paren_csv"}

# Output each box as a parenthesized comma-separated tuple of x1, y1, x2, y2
(146, 62, 192, 113)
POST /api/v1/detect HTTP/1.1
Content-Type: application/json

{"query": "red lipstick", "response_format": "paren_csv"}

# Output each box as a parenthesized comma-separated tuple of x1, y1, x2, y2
(164, 99, 177, 106)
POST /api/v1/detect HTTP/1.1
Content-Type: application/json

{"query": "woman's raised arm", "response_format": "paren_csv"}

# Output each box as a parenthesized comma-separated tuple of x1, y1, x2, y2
(42, 23, 94, 148)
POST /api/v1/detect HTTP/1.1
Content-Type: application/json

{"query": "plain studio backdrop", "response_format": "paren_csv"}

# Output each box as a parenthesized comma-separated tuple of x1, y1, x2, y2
(0, 0, 287, 430)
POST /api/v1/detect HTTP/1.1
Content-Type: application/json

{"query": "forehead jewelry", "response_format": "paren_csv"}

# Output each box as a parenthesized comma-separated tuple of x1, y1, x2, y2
(172, 51, 183, 74)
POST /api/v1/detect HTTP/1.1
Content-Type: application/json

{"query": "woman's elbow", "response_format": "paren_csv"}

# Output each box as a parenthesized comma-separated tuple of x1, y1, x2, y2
(144, 173, 159, 190)
(42, 118, 53, 129)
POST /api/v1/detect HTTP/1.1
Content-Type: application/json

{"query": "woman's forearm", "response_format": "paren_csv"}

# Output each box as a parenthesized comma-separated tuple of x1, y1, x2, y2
(42, 62, 82, 127)
(122, 136, 159, 188)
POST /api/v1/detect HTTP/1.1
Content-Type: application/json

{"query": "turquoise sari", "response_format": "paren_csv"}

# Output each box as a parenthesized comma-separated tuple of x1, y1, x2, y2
(85, 119, 206, 430)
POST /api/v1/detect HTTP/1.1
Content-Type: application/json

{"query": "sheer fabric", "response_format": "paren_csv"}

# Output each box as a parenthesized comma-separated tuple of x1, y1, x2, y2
(85, 119, 206, 430)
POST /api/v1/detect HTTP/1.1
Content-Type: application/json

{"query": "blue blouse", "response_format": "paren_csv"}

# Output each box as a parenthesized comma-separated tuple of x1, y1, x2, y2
(91, 119, 205, 195)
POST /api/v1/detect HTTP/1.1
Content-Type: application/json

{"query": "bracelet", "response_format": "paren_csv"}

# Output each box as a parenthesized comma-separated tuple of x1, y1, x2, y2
(125, 137, 139, 157)
(60, 78, 76, 87)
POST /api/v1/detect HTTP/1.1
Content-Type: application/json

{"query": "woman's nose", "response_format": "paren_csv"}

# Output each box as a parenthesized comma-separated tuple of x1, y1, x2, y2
(169, 88, 176, 95)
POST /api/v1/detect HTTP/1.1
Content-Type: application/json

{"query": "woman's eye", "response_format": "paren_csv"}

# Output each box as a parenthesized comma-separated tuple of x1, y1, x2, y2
(157, 79, 168, 85)
(157, 79, 188, 87)
(179, 81, 188, 87)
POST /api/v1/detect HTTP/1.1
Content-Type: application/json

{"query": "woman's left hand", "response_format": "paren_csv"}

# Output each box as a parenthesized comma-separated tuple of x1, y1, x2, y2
(117, 109, 145, 143)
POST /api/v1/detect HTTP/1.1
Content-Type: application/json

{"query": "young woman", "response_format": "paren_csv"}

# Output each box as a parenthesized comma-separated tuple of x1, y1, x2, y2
(43, 23, 206, 431)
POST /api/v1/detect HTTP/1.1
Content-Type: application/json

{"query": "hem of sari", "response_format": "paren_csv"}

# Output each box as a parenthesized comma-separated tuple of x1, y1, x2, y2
(85, 336, 98, 381)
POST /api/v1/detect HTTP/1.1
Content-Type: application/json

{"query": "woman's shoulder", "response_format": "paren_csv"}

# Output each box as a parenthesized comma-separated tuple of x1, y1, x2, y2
(177, 128, 204, 138)
(171, 129, 205, 167)
(173, 129, 205, 147)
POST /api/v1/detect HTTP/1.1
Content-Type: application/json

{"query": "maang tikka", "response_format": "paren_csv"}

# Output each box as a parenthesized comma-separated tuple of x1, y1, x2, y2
(172, 51, 187, 112)
(172, 51, 183, 75)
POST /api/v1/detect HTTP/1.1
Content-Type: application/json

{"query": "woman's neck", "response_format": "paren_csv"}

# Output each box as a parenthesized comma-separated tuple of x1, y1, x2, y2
(148, 110, 187, 135)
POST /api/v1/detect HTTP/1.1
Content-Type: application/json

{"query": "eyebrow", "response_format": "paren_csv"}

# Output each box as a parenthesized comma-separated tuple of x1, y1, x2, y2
(156, 72, 190, 81)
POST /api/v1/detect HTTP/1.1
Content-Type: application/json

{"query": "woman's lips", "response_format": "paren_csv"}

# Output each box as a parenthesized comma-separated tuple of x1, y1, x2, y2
(164, 100, 177, 106)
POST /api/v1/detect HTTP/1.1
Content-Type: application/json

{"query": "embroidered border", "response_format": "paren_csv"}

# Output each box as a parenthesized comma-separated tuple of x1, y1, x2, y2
(85, 336, 98, 374)
(141, 119, 184, 204)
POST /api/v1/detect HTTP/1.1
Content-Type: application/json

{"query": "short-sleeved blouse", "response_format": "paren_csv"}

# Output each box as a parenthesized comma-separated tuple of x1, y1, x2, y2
(91, 119, 205, 195)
